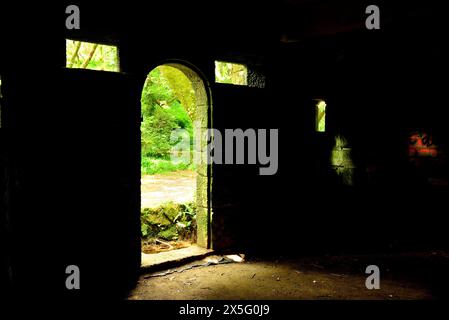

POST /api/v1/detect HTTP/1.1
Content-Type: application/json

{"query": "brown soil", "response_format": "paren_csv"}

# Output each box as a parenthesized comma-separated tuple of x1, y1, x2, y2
(141, 170, 196, 209)
(128, 251, 449, 300)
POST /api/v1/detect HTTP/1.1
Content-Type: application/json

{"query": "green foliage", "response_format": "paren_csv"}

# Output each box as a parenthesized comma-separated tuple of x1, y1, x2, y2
(141, 202, 197, 241)
(165, 100, 193, 133)
(66, 40, 118, 71)
(141, 106, 178, 158)
(316, 100, 326, 132)
(215, 61, 247, 85)
(141, 66, 196, 173)
(159, 66, 196, 120)
(141, 157, 195, 175)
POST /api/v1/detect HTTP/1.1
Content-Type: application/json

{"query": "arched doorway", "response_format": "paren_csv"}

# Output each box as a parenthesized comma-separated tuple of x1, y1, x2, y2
(140, 62, 211, 264)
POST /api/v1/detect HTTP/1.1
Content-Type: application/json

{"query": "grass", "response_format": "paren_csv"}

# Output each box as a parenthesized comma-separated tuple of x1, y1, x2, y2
(141, 156, 195, 175)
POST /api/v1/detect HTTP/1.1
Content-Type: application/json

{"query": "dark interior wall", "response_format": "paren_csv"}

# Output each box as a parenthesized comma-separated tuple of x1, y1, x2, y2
(209, 25, 448, 255)
(252, 11, 449, 254)
(0, 4, 142, 299)
(0, 56, 11, 293)
(0, 4, 61, 297)
(3, 70, 141, 299)
(0, 1, 447, 299)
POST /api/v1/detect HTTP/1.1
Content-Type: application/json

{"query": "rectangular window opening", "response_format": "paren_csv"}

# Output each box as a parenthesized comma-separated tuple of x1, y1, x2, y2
(66, 39, 119, 72)
(315, 100, 326, 132)
(214, 61, 248, 86)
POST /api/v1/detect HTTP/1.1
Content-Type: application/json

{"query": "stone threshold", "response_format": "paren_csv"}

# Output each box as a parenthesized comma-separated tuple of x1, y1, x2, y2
(141, 245, 213, 273)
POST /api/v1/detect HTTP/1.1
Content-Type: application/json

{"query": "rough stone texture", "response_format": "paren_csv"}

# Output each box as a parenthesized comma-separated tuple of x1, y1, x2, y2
(331, 149, 354, 168)
(331, 134, 356, 186)
(175, 63, 212, 250)
(247, 66, 266, 88)
(196, 176, 208, 209)
(195, 105, 208, 128)
(196, 205, 209, 248)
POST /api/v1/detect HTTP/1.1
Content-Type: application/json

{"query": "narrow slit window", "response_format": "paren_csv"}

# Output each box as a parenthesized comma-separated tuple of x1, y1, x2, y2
(66, 39, 119, 72)
(315, 100, 326, 132)
(214, 61, 247, 85)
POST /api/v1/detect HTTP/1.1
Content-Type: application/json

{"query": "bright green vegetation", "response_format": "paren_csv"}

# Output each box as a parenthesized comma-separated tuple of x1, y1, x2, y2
(141, 202, 196, 241)
(215, 61, 248, 85)
(66, 40, 119, 71)
(141, 157, 194, 175)
(141, 66, 196, 175)
(140, 66, 200, 247)
(316, 100, 326, 132)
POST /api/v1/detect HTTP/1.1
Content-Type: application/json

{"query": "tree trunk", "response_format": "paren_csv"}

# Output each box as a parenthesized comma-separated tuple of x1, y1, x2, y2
(68, 41, 82, 68)
(81, 43, 99, 69)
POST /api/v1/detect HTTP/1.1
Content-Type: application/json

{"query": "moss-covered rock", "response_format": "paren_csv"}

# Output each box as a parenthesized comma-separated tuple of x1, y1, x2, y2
(141, 202, 196, 241)
(157, 225, 179, 241)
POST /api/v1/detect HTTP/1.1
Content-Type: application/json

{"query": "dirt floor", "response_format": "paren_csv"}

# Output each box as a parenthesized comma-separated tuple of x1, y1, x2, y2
(128, 251, 449, 300)
(141, 170, 196, 209)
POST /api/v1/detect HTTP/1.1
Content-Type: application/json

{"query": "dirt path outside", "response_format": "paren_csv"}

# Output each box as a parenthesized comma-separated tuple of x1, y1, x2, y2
(141, 170, 196, 209)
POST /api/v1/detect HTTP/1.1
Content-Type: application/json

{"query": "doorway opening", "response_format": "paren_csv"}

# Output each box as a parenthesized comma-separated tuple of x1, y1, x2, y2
(140, 63, 211, 267)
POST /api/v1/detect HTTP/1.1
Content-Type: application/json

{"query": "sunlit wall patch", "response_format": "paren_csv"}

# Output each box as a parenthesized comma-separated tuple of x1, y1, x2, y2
(66, 39, 119, 72)
(331, 135, 355, 186)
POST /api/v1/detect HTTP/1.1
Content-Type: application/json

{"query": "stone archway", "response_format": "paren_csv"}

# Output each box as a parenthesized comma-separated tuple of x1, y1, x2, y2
(141, 61, 212, 249)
